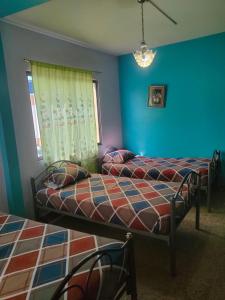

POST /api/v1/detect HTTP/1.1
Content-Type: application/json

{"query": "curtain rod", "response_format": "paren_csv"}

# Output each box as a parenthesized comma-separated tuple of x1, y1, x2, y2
(23, 58, 102, 74)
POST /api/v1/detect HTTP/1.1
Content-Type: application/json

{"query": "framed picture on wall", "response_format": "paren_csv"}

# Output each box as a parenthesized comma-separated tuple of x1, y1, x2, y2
(148, 85, 166, 108)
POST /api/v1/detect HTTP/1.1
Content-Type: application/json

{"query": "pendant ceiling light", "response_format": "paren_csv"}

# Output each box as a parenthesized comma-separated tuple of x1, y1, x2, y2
(133, 0, 177, 68)
(133, 0, 155, 68)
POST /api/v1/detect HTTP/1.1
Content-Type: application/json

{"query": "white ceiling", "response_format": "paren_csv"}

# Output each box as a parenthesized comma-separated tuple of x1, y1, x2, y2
(4, 0, 225, 55)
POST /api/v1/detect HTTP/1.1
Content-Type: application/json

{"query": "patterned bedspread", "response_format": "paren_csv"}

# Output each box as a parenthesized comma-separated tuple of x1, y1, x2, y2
(0, 212, 124, 300)
(36, 174, 189, 236)
(102, 156, 210, 188)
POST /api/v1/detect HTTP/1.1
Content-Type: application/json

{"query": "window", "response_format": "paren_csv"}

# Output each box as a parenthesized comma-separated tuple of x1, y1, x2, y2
(27, 73, 101, 159)
(27, 74, 43, 159)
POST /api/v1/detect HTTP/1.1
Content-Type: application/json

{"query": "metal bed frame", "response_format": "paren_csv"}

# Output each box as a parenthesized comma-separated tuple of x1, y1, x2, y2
(100, 149, 221, 213)
(31, 161, 201, 276)
(51, 232, 137, 300)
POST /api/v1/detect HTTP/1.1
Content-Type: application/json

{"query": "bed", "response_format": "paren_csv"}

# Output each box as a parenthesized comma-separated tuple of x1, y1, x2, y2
(31, 160, 201, 276)
(0, 211, 136, 300)
(101, 149, 220, 211)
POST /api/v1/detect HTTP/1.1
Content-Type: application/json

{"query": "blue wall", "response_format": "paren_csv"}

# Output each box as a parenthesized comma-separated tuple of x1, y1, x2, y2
(0, 0, 49, 215)
(0, 0, 48, 17)
(0, 35, 25, 215)
(119, 32, 225, 174)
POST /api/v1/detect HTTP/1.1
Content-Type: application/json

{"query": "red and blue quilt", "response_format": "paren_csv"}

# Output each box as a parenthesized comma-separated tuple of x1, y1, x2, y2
(0, 212, 124, 299)
(36, 174, 188, 235)
(102, 156, 210, 188)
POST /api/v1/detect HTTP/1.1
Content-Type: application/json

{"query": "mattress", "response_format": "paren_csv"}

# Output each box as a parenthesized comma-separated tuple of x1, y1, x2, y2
(102, 156, 210, 187)
(36, 174, 189, 235)
(0, 212, 124, 300)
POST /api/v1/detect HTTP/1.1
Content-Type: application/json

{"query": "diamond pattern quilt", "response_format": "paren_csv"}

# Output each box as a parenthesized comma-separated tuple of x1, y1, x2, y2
(36, 174, 189, 236)
(102, 156, 210, 188)
(0, 212, 124, 300)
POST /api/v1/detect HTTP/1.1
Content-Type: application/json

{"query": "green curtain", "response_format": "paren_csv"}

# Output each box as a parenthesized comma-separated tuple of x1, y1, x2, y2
(31, 61, 98, 171)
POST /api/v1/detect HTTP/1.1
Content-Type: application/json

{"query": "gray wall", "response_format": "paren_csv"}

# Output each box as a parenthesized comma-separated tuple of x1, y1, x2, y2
(0, 21, 122, 216)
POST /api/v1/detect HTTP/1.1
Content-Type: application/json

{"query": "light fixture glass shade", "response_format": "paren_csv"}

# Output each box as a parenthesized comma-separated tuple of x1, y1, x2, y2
(133, 42, 156, 68)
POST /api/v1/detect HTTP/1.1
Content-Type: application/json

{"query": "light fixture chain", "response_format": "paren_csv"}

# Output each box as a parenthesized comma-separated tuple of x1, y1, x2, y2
(141, 3, 145, 43)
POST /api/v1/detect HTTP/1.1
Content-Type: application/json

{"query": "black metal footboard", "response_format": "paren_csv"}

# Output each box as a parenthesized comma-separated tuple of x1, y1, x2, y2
(169, 171, 201, 276)
(51, 233, 137, 300)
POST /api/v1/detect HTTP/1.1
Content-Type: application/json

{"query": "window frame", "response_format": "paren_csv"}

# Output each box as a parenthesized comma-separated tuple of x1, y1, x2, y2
(92, 79, 102, 145)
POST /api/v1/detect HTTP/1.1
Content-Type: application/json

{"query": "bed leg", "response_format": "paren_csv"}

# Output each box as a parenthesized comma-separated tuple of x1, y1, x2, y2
(169, 233, 176, 276)
(207, 165, 212, 213)
(31, 177, 40, 221)
(169, 198, 176, 276)
(126, 233, 137, 300)
(195, 192, 200, 230)
(34, 205, 40, 221)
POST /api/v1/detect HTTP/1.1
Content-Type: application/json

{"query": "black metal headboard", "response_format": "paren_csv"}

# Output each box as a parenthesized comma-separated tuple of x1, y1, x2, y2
(51, 233, 137, 300)
(31, 160, 80, 195)
(212, 150, 220, 168)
